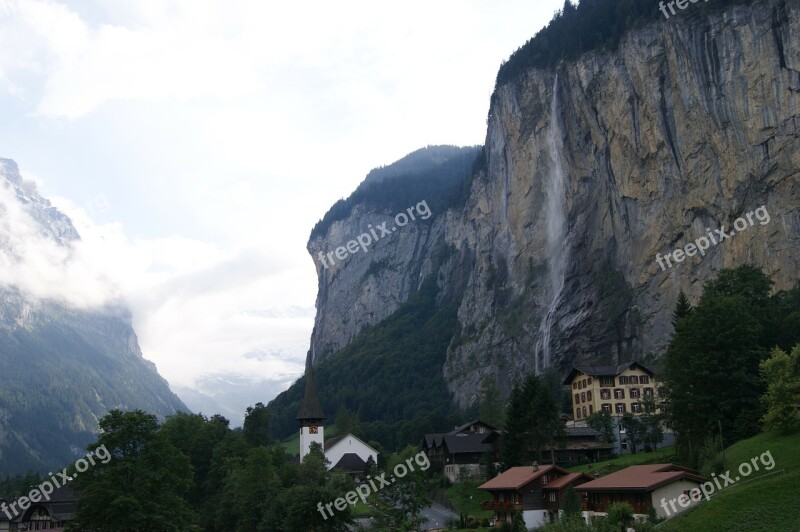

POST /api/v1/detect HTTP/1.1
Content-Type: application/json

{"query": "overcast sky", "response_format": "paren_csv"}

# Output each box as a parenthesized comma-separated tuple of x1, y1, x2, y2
(0, 0, 564, 422)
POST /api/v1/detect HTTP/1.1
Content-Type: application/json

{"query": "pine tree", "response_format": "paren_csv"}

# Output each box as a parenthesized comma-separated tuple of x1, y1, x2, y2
(672, 290, 693, 329)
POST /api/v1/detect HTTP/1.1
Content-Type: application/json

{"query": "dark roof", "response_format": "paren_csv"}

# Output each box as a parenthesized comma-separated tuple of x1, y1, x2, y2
(3, 486, 78, 523)
(565, 426, 603, 438)
(423, 419, 499, 450)
(451, 419, 500, 433)
(331, 453, 367, 473)
(296, 362, 325, 421)
(562, 362, 657, 385)
(324, 435, 346, 450)
(441, 433, 493, 454)
(479, 465, 568, 491)
(578, 464, 706, 492)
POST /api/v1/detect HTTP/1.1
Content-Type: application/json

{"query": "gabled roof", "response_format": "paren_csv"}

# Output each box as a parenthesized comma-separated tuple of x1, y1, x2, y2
(331, 453, 368, 473)
(296, 362, 325, 421)
(451, 419, 500, 434)
(578, 464, 706, 492)
(325, 433, 378, 455)
(479, 464, 567, 491)
(423, 419, 499, 450)
(543, 472, 594, 490)
(562, 361, 657, 385)
(441, 433, 493, 454)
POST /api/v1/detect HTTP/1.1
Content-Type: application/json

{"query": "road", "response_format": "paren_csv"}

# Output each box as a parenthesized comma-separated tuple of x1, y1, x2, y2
(419, 502, 458, 531)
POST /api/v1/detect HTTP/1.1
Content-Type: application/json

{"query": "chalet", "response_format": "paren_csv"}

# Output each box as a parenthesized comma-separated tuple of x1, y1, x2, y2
(478, 463, 593, 529)
(0, 486, 77, 531)
(422, 420, 499, 482)
(578, 464, 707, 520)
(546, 426, 614, 465)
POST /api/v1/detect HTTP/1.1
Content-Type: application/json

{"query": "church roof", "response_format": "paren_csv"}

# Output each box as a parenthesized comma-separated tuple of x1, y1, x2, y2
(296, 362, 325, 421)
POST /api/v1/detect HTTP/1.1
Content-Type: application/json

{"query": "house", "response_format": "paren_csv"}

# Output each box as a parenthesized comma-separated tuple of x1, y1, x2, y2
(324, 434, 379, 481)
(546, 426, 614, 466)
(562, 362, 661, 422)
(0, 486, 77, 531)
(296, 362, 378, 479)
(578, 464, 707, 520)
(422, 419, 500, 482)
(478, 463, 593, 529)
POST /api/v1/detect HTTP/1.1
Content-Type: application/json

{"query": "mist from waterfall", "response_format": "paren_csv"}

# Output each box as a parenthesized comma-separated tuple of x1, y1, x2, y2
(536, 74, 568, 373)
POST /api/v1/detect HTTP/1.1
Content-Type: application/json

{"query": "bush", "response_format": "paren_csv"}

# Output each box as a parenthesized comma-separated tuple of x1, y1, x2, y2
(606, 502, 634, 530)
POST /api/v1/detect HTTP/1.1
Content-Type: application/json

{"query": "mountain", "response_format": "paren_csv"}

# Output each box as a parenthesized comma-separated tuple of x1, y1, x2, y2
(266, 0, 800, 446)
(0, 158, 188, 475)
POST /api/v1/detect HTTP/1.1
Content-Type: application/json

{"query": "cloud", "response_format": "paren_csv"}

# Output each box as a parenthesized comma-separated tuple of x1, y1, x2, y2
(0, 176, 120, 307)
(0, 169, 314, 397)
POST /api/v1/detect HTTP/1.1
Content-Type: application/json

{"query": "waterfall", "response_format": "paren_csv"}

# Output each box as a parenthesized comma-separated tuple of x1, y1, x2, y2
(536, 74, 568, 373)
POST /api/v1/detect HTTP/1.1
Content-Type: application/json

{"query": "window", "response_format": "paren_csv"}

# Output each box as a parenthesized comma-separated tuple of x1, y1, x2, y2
(644, 387, 654, 397)
(630, 388, 640, 399)
(630, 375, 639, 384)
(582, 406, 587, 417)
(542, 475, 548, 485)
(600, 389, 611, 400)
(589, 405, 593, 414)
(602, 404, 611, 413)
(587, 390, 592, 401)
(631, 403, 641, 413)
(549, 492, 557, 502)
(575, 393, 580, 404)
(614, 389, 624, 399)
(619, 376, 628, 384)
(573, 382, 577, 389)
(640, 376, 650, 384)
(600, 376, 615, 387)
(575, 409, 581, 419)
(581, 392, 586, 402)
(587, 378, 592, 385)
(615, 403, 626, 413)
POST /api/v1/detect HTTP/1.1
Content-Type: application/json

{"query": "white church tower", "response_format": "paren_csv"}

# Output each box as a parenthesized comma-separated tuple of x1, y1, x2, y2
(297, 361, 325, 461)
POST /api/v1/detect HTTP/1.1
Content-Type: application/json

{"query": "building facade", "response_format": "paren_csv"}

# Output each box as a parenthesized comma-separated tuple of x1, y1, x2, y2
(562, 362, 661, 422)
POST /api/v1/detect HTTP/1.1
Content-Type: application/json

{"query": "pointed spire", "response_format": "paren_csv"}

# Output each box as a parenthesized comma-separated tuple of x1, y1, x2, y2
(296, 359, 325, 422)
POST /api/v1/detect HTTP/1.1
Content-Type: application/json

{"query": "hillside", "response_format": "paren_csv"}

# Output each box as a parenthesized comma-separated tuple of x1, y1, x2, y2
(301, 0, 799, 414)
(0, 159, 188, 474)
(657, 431, 800, 531)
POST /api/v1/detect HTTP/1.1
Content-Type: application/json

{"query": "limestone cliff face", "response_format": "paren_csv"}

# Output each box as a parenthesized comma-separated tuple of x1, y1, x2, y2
(309, 0, 800, 406)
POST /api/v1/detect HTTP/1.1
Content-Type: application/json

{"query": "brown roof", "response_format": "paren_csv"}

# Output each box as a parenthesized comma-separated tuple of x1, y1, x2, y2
(479, 465, 564, 491)
(578, 464, 706, 492)
(544, 472, 594, 490)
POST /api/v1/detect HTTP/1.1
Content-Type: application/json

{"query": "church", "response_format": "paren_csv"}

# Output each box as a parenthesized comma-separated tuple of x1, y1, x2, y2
(297, 362, 379, 480)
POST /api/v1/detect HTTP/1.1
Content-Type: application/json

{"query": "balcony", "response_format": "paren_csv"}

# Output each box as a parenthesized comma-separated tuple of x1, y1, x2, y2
(481, 501, 523, 511)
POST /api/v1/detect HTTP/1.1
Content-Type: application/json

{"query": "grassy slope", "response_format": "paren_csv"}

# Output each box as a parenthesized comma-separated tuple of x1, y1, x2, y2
(567, 446, 676, 475)
(657, 431, 800, 532)
(445, 480, 493, 519)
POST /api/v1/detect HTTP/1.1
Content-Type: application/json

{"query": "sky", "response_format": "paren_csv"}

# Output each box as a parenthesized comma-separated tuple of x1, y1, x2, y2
(0, 0, 565, 424)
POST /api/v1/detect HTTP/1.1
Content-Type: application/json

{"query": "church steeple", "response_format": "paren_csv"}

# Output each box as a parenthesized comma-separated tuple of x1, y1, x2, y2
(297, 360, 325, 461)
(297, 361, 325, 423)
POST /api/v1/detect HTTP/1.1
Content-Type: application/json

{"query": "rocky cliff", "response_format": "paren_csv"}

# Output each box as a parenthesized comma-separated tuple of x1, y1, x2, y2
(0, 158, 188, 474)
(308, 0, 800, 407)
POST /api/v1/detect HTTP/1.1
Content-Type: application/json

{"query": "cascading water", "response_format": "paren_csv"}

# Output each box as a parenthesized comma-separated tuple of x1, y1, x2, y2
(536, 74, 568, 374)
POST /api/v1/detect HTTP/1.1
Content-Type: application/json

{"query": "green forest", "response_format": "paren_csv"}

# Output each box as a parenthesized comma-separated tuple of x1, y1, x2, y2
(264, 276, 468, 450)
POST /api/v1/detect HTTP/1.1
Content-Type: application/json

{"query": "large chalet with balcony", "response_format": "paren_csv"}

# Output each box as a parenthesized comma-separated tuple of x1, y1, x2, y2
(478, 464, 593, 529)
